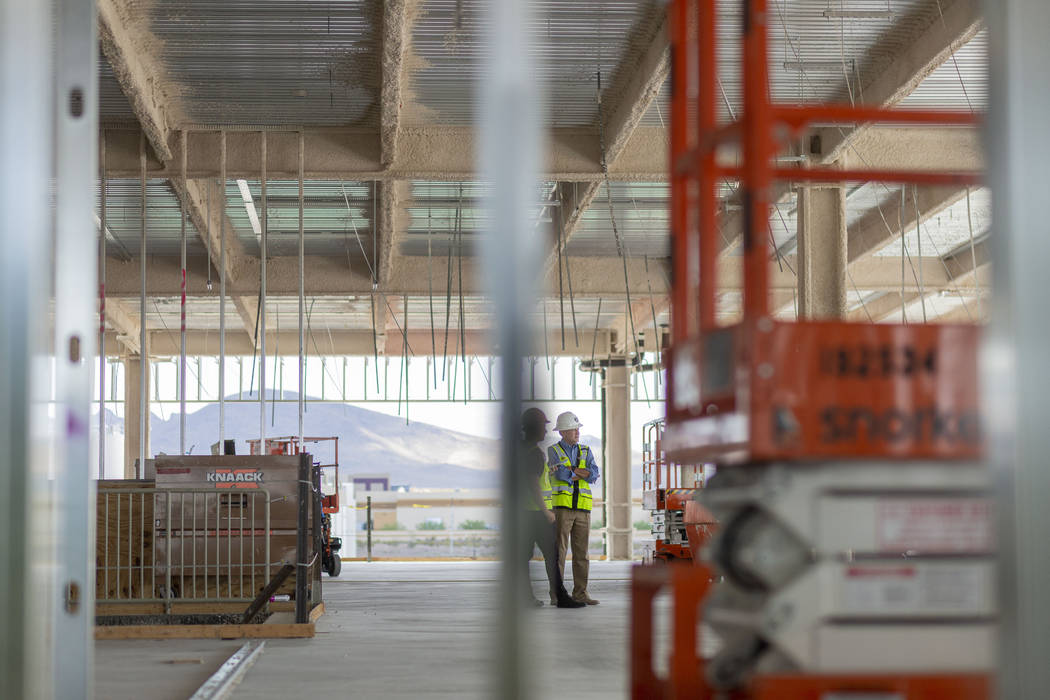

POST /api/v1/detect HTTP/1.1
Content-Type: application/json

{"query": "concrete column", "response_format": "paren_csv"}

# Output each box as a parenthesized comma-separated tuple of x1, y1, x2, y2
(603, 362, 632, 560)
(123, 351, 150, 479)
(796, 184, 848, 319)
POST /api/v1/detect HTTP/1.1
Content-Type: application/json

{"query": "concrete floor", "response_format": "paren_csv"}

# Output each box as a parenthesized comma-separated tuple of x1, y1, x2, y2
(95, 560, 637, 699)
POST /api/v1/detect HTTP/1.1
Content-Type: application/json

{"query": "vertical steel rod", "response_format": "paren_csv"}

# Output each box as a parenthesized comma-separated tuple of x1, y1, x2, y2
(99, 131, 107, 478)
(366, 496, 373, 561)
(179, 131, 187, 454)
(165, 493, 172, 614)
(219, 131, 227, 447)
(260, 132, 267, 448)
(139, 132, 147, 475)
(298, 131, 305, 445)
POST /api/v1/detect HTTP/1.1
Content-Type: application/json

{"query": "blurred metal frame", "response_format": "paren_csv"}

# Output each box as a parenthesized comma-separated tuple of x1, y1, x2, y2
(0, 0, 56, 695)
(984, 0, 1050, 697)
(53, 0, 99, 695)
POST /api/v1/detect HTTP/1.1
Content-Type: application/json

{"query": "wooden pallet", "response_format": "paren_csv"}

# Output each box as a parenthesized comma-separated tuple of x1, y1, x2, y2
(94, 602, 324, 640)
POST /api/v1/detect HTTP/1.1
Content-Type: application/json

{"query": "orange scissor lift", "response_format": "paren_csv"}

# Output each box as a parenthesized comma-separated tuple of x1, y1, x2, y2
(631, 0, 991, 698)
(641, 418, 716, 562)
(248, 436, 344, 577)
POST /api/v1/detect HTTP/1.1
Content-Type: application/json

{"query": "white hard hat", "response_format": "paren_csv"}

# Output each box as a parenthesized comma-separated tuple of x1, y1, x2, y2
(554, 411, 582, 432)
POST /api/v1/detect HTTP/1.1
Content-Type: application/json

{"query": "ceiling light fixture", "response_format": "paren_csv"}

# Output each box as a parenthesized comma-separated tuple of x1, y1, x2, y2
(236, 178, 262, 240)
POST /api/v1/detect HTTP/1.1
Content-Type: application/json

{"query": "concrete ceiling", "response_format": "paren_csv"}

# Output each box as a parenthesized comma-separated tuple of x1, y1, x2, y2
(95, 0, 989, 357)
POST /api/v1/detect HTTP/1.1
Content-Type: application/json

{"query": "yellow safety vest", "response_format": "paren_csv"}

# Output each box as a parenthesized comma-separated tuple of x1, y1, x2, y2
(550, 444, 593, 511)
(525, 446, 554, 511)
(540, 463, 553, 510)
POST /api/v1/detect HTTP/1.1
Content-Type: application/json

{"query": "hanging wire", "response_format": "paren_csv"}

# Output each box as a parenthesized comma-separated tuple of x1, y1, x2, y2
(900, 187, 907, 323)
(558, 205, 580, 346)
(428, 205, 437, 387)
(965, 186, 982, 319)
(542, 298, 550, 370)
(589, 297, 602, 390)
(370, 294, 380, 393)
(442, 187, 459, 380)
(595, 68, 642, 362)
(913, 185, 928, 322)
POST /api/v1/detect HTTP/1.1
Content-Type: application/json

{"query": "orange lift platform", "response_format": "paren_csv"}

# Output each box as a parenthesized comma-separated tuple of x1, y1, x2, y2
(631, 0, 990, 698)
(247, 436, 344, 577)
(641, 418, 716, 562)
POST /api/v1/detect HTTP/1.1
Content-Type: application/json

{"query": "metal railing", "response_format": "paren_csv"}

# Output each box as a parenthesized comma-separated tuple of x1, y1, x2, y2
(97, 488, 271, 613)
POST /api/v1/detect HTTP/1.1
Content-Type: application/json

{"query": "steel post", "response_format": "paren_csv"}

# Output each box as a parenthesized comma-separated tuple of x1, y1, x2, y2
(986, 0, 1050, 696)
(0, 0, 55, 693)
(53, 0, 99, 694)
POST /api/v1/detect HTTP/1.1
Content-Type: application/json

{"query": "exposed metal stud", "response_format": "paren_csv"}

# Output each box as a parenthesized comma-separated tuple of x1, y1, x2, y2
(0, 2, 53, 691)
(298, 131, 305, 445)
(179, 130, 188, 454)
(259, 131, 267, 445)
(139, 130, 147, 475)
(99, 130, 107, 477)
(54, 0, 98, 692)
(219, 131, 227, 445)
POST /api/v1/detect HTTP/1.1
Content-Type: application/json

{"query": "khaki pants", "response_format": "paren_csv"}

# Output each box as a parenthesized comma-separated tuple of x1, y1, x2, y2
(554, 508, 590, 600)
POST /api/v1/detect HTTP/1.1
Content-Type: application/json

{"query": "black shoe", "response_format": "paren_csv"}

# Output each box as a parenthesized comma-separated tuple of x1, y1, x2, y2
(556, 597, 586, 608)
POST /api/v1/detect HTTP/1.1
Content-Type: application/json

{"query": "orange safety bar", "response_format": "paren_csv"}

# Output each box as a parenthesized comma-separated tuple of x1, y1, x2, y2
(668, 0, 983, 337)
(664, 0, 985, 464)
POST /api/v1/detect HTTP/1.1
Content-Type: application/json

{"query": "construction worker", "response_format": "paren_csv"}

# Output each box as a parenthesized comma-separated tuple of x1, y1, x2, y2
(521, 408, 585, 609)
(548, 411, 601, 605)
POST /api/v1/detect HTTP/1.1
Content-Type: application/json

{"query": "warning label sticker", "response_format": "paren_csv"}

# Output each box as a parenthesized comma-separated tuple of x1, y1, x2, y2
(840, 564, 987, 614)
(875, 499, 992, 553)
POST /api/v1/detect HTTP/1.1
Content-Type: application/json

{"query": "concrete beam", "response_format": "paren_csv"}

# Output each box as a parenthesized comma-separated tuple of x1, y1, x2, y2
(843, 127, 983, 173)
(814, 0, 983, 164)
(97, 0, 177, 162)
(168, 177, 250, 288)
(797, 186, 847, 319)
(718, 128, 981, 257)
(610, 296, 669, 355)
(848, 185, 969, 263)
(104, 327, 613, 359)
(233, 295, 261, 346)
(599, 8, 670, 167)
(379, 0, 419, 167)
(99, 126, 670, 182)
(848, 292, 918, 323)
(376, 180, 409, 288)
(715, 255, 950, 292)
(105, 299, 142, 355)
(105, 254, 672, 299)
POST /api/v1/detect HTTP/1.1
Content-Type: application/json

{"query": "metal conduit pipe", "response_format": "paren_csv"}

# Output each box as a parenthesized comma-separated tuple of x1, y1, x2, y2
(298, 131, 305, 445)
(219, 131, 227, 447)
(179, 130, 187, 454)
(259, 131, 267, 447)
(99, 130, 107, 477)
(139, 130, 147, 476)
